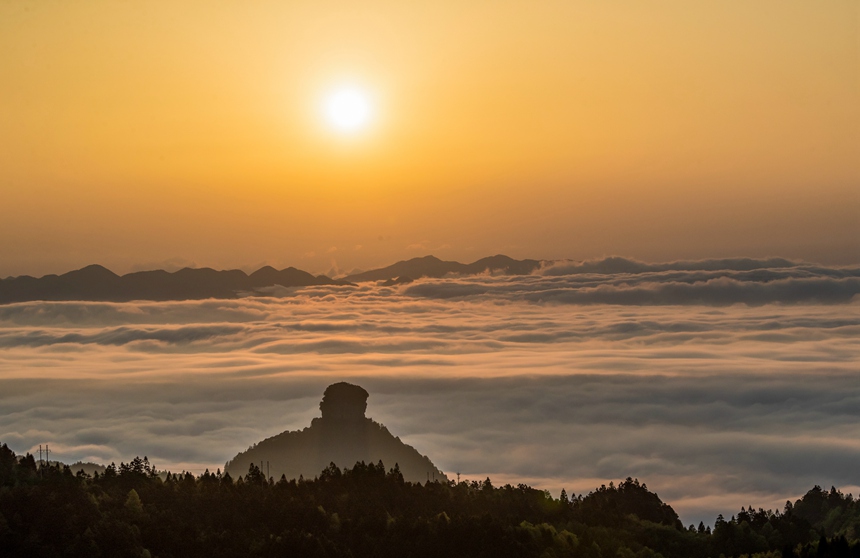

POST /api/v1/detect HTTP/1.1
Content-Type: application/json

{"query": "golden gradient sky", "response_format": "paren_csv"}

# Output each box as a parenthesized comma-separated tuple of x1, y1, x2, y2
(1, 1, 858, 276)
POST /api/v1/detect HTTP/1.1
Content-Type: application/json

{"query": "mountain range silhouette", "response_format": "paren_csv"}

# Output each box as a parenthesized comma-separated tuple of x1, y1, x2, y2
(344, 254, 541, 283)
(0, 264, 348, 304)
(225, 383, 447, 483)
(0, 255, 541, 303)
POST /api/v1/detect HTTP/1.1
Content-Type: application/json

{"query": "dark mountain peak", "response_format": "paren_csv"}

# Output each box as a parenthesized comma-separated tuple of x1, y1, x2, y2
(472, 254, 516, 265)
(250, 265, 278, 276)
(248, 266, 282, 285)
(466, 254, 542, 275)
(343, 255, 456, 282)
(320, 382, 369, 422)
(60, 264, 119, 281)
(225, 383, 447, 483)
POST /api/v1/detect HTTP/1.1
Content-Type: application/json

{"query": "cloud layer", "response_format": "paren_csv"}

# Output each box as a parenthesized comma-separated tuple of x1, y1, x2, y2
(1, 262, 858, 526)
(406, 257, 860, 305)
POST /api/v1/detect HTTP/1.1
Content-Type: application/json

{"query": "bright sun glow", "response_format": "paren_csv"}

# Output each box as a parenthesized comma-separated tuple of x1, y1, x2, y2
(324, 87, 372, 133)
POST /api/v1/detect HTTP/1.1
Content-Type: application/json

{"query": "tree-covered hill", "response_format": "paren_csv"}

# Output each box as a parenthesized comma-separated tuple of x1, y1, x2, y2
(1, 443, 858, 558)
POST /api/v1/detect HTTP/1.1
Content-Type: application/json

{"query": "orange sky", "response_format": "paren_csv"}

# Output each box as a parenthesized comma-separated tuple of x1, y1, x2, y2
(1, 1, 857, 277)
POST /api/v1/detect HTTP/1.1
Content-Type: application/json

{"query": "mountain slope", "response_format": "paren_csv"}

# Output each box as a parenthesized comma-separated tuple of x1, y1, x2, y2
(226, 383, 447, 483)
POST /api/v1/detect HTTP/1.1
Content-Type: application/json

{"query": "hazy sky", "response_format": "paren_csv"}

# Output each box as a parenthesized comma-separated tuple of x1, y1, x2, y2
(1, 1, 858, 276)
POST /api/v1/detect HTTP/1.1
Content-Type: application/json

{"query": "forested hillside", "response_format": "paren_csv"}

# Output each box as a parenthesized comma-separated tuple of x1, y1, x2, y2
(1, 444, 858, 557)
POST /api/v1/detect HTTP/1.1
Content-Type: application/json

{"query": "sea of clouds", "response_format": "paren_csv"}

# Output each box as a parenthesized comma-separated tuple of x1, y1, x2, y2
(1, 257, 858, 526)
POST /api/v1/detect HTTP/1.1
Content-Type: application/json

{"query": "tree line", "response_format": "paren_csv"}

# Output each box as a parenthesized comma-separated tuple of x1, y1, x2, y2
(1, 443, 859, 557)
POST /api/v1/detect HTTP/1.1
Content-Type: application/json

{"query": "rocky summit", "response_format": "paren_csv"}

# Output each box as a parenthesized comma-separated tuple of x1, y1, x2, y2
(225, 383, 447, 483)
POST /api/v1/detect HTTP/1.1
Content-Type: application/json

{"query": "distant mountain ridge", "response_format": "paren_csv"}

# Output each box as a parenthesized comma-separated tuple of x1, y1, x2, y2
(0, 264, 348, 304)
(0, 254, 543, 303)
(344, 254, 543, 283)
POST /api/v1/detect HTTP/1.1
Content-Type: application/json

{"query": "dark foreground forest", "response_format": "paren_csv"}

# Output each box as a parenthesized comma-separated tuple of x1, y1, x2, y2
(2, 444, 859, 558)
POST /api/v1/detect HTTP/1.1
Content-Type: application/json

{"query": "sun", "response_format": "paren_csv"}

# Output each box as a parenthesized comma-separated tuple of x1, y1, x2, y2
(324, 87, 373, 133)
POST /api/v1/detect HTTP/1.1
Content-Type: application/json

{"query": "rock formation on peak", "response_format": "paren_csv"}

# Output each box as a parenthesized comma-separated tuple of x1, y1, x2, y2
(319, 382, 369, 422)
(225, 383, 447, 483)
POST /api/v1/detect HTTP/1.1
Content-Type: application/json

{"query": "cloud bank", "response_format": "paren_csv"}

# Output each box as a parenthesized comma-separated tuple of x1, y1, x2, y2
(406, 257, 860, 305)
(1, 260, 858, 526)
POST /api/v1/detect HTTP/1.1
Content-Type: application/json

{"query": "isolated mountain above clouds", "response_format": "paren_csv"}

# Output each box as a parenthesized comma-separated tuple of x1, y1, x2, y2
(225, 382, 447, 483)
